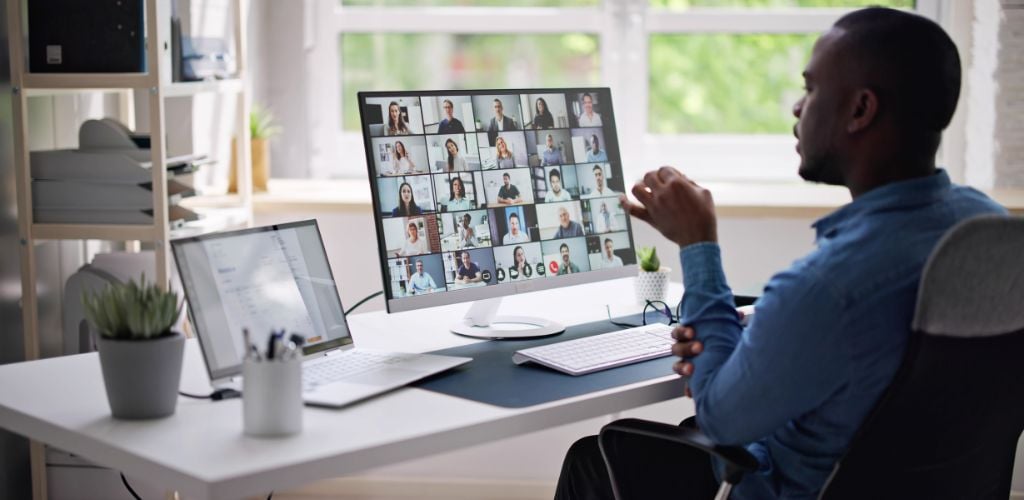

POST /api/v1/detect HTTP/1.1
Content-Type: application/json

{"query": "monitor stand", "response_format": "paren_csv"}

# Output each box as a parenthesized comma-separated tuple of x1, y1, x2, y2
(450, 297, 565, 340)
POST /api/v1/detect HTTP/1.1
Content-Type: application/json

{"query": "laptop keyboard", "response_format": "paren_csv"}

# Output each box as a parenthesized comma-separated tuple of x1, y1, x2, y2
(513, 323, 675, 376)
(303, 350, 417, 391)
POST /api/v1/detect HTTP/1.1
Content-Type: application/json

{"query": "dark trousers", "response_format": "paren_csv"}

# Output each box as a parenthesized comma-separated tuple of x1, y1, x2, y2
(554, 419, 719, 500)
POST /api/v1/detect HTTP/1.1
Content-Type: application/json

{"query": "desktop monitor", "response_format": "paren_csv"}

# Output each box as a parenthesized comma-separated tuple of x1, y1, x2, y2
(358, 88, 637, 339)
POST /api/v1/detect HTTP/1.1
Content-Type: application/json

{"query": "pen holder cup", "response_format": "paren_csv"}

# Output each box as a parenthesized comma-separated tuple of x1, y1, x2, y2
(242, 356, 303, 437)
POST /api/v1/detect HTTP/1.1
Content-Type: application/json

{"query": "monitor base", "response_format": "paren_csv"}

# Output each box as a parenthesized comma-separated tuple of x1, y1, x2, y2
(451, 297, 565, 340)
(451, 316, 565, 340)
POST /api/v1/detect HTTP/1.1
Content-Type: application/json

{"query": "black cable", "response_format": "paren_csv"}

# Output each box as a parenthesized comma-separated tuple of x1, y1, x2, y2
(606, 305, 640, 329)
(344, 290, 383, 315)
(120, 472, 142, 500)
(178, 388, 241, 401)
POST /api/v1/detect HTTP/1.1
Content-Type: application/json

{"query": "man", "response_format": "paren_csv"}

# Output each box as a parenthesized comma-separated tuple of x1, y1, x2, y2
(576, 92, 602, 127)
(497, 172, 522, 205)
(596, 202, 617, 233)
(454, 251, 482, 285)
(553, 206, 585, 239)
(582, 164, 617, 199)
(555, 8, 1006, 500)
(437, 99, 465, 134)
(487, 98, 518, 146)
(407, 259, 437, 295)
(502, 212, 530, 244)
(545, 168, 573, 202)
(599, 238, 623, 268)
(542, 134, 562, 166)
(556, 243, 580, 275)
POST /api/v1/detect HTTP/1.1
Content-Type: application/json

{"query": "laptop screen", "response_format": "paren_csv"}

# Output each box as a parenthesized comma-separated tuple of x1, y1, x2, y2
(172, 220, 352, 381)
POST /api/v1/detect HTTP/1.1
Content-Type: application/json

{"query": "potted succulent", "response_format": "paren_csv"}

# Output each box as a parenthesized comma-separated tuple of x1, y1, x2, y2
(82, 276, 185, 419)
(229, 103, 281, 193)
(635, 246, 671, 304)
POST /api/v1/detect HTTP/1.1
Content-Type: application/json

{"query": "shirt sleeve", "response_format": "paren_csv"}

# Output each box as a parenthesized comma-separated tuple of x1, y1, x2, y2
(680, 243, 848, 446)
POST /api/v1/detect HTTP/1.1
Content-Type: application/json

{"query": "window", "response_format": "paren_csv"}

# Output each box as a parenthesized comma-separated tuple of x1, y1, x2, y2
(298, 0, 930, 181)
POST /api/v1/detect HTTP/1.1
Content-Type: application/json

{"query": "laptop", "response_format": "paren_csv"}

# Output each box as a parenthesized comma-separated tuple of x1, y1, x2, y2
(171, 220, 471, 408)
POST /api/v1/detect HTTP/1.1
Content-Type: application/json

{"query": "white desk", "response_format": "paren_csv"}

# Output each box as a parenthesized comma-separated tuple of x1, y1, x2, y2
(0, 278, 686, 500)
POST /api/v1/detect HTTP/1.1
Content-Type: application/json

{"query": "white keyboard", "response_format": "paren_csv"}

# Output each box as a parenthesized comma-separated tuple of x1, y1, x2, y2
(303, 350, 416, 391)
(512, 323, 675, 376)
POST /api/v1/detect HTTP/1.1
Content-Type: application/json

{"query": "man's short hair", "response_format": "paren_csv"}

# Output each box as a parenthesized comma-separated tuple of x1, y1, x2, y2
(833, 8, 961, 139)
(581, 92, 592, 102)
(604, 238, 613, 245)
(593, 164, 603, 173)
(508, 212, 519, 222)
(493, 98, 502, 105)
(549, 168, 561, 180)
(443, 99, 453, 107)
(503, 172, 510, 178)
(560, 243, 569, 252)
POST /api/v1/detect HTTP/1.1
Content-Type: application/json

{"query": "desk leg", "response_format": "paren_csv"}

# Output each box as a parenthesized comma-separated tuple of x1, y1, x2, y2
(164, 491, 180, 500)
(30, 440, 46, 500)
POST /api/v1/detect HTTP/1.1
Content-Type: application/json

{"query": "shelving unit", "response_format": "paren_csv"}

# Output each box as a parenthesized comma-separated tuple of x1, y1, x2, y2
(6, 1, 251, 498)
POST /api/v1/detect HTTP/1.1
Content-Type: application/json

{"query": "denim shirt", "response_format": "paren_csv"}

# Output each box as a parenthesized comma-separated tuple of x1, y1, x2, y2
(678, 170, 1006, 499)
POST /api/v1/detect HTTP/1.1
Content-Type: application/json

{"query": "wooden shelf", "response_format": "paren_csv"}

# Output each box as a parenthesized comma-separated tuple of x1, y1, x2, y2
(163, 78, 243, 97)
(31, 223, 156, 241)
(22, 73, 154, 94)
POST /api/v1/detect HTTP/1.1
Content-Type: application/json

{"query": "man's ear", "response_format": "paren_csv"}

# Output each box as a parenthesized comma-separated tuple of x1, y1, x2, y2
(848, 88, 879, 133)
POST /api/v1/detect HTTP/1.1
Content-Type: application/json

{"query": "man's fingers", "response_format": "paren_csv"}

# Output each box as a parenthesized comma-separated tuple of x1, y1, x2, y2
(671, 325, 695, 340)
(673, 360, 694, 376)
(672, 340, 703, 358)
(643, 169, 666, 190)
(621, 196, 652, 223)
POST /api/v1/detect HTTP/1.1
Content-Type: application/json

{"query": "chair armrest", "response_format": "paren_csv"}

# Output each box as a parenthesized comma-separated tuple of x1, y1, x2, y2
(600, 418, 759, 485)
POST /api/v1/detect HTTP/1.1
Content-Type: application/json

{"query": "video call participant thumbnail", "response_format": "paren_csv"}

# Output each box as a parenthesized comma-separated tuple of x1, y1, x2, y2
(474, 95, 522, 146)
(378, 176, 436, 217)
(573, 92, 602, 127)
(579, 163, 620, 199)
(543, 167, 577, 202)
(494, 242, 544, 283)
(541, 238, 590, 277)
(447, 248, 496, 290)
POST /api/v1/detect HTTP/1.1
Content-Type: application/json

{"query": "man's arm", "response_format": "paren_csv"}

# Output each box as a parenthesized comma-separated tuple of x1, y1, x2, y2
(621, 166, 847, 446)
(679, 243, 847, 445)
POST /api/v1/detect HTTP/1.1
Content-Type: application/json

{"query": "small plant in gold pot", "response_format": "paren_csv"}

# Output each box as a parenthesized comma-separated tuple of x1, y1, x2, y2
(83, 276, 184, 419)
(230, 103, 281, 193)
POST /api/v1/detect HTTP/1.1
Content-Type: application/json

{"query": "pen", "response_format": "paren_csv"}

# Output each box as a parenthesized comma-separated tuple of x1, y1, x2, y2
(243, 328, 252, 360)
(267, 331, 279, 361)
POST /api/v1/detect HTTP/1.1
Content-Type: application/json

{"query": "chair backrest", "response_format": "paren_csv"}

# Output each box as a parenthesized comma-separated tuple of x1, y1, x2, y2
(821, 215, 1024, 500)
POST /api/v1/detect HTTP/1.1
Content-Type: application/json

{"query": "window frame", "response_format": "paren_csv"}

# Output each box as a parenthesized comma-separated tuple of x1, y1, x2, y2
(312, 0, 943, 182)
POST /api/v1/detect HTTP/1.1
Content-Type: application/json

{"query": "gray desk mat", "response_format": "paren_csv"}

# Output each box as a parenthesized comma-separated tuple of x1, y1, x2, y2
(412, 314, 680, 408)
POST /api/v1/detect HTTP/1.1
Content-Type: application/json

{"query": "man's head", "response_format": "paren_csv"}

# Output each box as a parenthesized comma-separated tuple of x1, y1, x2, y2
(508, 212, 520, 234)
(443, 99, 454, 119)
(493, 99, 504, 118)
(415, 259, 424, 273)
(549, 169, 563, 193)
(794, 7, 960, 193)
(460, 251, 471, 266)
(593, 165, 605, 190)
(558, 207, 571, 228)
(560, 243, 570, 263)
(502, 172, 511, 186)
(546, 134, 554, 149)
(604, 238, 614, 256)
(463, 213, 471, 226)
(582, 93, 594, 115)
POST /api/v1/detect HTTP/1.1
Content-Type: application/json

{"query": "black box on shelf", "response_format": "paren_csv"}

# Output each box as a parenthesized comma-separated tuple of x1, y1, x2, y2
(28, 0, 146, 73)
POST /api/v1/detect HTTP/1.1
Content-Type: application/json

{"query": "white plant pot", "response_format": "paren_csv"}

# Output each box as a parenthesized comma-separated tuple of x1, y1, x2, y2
(635, 268, 671, 305)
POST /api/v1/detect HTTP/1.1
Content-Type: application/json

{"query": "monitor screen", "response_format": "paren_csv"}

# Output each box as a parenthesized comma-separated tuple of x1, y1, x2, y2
(359, 89, 637, 312)
(171, 220, 352, 381)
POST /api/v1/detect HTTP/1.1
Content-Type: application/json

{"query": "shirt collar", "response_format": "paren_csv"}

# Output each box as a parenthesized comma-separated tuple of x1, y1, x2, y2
(813, 169, 951, 238)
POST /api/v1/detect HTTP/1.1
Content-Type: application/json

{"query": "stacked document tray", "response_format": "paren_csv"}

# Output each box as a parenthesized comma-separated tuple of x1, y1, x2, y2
(30, 118, 211, 225)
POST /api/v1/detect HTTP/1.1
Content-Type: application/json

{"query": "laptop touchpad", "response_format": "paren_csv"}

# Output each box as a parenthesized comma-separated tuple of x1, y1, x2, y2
(345, 367, 426, 386)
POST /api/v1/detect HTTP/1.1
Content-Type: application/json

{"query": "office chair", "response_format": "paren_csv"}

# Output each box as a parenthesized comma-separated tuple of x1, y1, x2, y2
(599, 215, 1024, 500)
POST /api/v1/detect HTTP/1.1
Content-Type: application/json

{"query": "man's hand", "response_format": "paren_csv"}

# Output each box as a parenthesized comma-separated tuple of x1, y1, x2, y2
(620, 166, 717, 248)
(672, 308, 746, 398)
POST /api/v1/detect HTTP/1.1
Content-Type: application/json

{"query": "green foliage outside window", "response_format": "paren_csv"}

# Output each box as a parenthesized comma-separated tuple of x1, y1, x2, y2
(341, 34, 600, 131)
